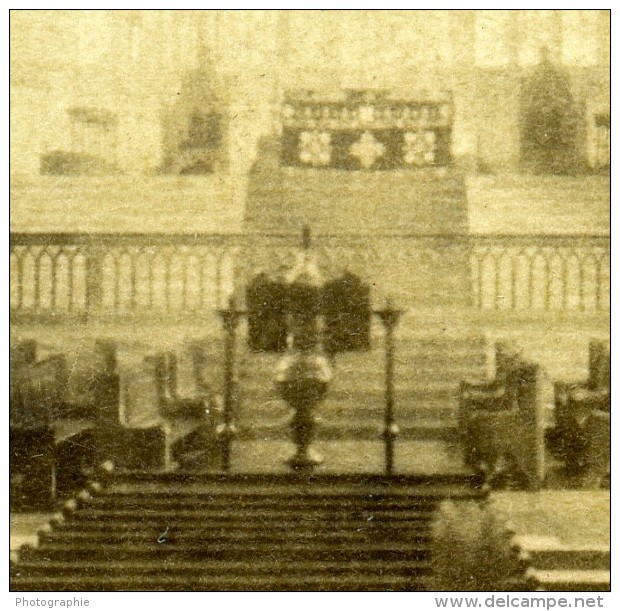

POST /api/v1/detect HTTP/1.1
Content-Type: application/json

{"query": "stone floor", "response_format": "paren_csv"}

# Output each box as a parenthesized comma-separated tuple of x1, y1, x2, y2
(491, 490, 610, 547)
(228, 439, 466, 475)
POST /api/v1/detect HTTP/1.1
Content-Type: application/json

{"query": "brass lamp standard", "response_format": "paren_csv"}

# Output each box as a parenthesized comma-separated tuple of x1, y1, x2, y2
(275, 232, 332, 471)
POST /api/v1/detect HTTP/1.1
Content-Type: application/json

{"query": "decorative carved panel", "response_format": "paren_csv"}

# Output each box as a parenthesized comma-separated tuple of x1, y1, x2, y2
(281, 90, 453, 170)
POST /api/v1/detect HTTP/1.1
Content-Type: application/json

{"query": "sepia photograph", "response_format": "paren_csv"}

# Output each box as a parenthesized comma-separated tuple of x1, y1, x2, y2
(8, 7, 611, 595)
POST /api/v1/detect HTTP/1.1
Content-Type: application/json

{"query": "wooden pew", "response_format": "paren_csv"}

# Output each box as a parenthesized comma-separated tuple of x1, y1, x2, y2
(10, 427, 56, 511)
(149, 350, 207, 420)
(10, 348, 107, 507)
(92, 425, 167, 471)
(10, 339, 37, 371)
(582, 410, 611, 488)
(459, 342, 522, 469)
(121, 352, 220, 471)
(10, 340, 121, 506)
(553, 340, 610, 482)
(11, 353, 68, 428)
(147, 350, 222, 470)
(460, 345, 546, 490)
(10, 340, 121, 426)
(62, 339, 120, 422)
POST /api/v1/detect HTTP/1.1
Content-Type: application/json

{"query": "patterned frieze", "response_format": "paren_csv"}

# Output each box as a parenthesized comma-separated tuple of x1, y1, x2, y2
(281, 90, 453, 170)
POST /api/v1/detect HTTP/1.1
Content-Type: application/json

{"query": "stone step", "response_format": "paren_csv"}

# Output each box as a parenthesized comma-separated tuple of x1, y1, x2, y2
(237, 402, 459, 430)
(236, 421, 459, 441)
(109, 471, 481, 491)
(239, 379, 466, 398)
(11, 558, 431, 578)
(40, 528, 431, 545)
(11, 473, 482, 592)
(87, 492, 439, 509)
(67, 506, 438, 523)
(526, 569, 611, 592)
(10, 572, 432, 592)
(52, 514, 433, 532)
(29, 540, 431, 562)
(239, 405, 459, 425)
(237, 349, 487, 376)
(526, 547, 610, 571)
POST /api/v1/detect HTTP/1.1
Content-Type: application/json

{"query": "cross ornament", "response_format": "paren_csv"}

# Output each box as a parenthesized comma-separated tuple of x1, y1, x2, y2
(350, 131, 385, 169)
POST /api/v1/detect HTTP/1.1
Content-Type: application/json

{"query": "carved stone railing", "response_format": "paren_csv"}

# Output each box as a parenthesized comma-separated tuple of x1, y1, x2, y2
(10, 232, 609, 322)
(9, 233, 241, 322)
(470, 234, 609, 312)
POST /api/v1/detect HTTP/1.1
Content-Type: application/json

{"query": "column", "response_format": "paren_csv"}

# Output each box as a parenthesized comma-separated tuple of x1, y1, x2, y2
(505, 10, 521, 67)
(450, 11, 476, 166)
(597, 10, 611, 66)
(449, 10, 475, 72)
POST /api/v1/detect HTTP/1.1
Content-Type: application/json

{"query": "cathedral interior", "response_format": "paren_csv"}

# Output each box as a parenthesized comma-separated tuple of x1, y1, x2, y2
(9, 10, 610, 593)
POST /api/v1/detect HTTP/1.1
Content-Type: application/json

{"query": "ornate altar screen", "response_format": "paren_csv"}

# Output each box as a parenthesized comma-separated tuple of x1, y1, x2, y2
(281, 90, 452, 170)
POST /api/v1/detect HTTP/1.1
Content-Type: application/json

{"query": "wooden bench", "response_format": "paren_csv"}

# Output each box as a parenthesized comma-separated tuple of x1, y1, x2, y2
(10, 427, 56, 511)
(553, 340, 610, 484)
(62, 339, 120, 422)
(10, 340, 121, 426)
(459, 344, 546, 490)
(122, 352, 221, 471)
(459, 343, 522, 468)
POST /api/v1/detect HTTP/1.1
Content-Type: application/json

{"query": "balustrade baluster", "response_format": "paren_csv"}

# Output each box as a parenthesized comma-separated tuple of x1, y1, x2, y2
(130, 250, 137, 311)
(84, 245, 104, 319)
(560, 256, 568, 310)
(181, 253, 189, 312)
(493, 253, 502, 309)
(114, 255, 122, 312)
(16, 253, 23, 309)
(216, 251, 223, 309)
(578, 256, 586, 311)
(52, 252, 59, 311)
(544, 253, 552, 310)
(476, 253, 484, 309)
(199, 254, 206, 309)
(595, 256, 603, 311)
(147, 253, 155, 309)
(67, 253, 74, 312)
(527, 254, 535, 310)
(33, 252, 42, 310)
(510, 252, 518, 309)
(163, 254, 171, 313)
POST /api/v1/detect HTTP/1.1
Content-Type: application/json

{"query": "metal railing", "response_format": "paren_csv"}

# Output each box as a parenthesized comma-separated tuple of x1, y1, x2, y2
(10, 232, 609, 321)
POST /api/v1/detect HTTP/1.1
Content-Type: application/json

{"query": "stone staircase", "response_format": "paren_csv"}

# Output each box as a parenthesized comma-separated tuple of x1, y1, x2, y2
(246, 165, 469, 236)
(10, 472, 484, 592)
(234, 336, 489, 440)
(517, 538, 611, 592)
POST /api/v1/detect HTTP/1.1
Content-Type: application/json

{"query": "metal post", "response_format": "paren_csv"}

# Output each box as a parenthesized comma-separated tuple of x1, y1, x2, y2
(217, 297, 243, 472)
(375, 299, 403, 476)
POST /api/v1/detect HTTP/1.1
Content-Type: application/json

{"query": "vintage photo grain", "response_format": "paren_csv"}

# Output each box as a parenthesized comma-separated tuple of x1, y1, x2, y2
(9, 9, 610, 593)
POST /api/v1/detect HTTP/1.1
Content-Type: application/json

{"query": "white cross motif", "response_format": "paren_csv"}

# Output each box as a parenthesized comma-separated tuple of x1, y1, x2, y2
(358, 105, 375, 124)
(298, 131, 332, 166)
(402, 131, 436, 166)
(349, 131, 385, 169)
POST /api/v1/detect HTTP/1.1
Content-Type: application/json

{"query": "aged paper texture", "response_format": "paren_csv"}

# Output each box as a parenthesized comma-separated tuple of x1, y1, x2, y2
(9, 8, 610, 597)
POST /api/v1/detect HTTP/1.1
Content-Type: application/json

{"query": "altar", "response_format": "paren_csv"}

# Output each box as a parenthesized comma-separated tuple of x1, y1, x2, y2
(245, 89, 471, 308)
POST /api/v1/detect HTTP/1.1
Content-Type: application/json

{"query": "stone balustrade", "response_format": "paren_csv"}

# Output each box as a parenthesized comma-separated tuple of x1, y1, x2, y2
(10, 232, 609, 323)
